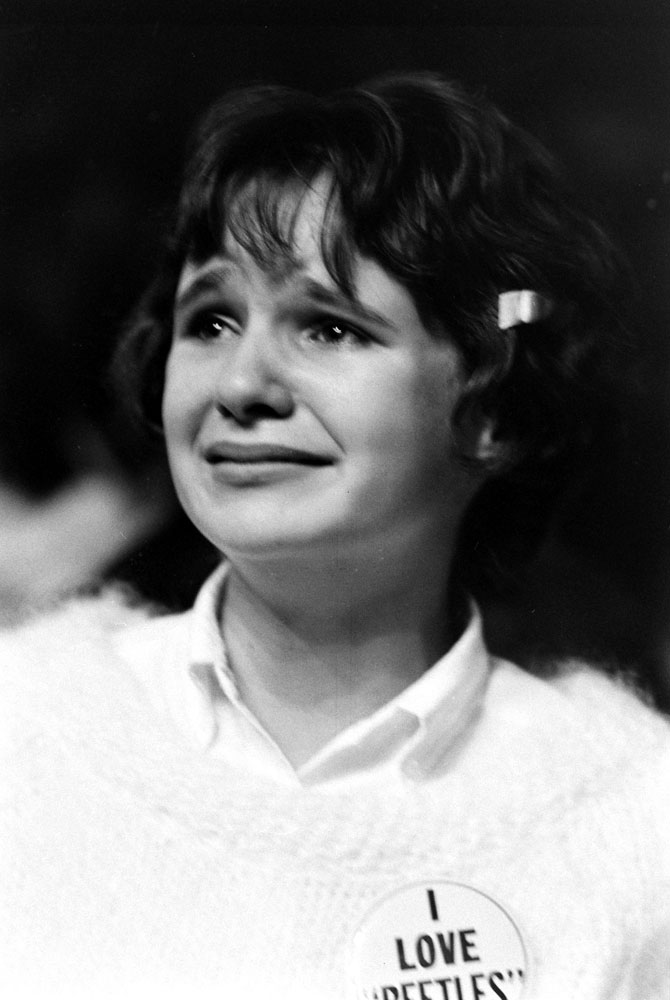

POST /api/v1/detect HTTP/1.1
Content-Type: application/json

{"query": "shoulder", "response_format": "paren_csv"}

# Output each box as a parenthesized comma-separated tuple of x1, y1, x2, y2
(540, 659, 670, 777)
(0, 591, 193, 755)
(0, 586, 175, 672)
(485, 656, 670, 855)
(487, 654, 670, 754)
(546, 662, 670, 825)
(482, 654, 670, 803)
(546, 658, 670, 745)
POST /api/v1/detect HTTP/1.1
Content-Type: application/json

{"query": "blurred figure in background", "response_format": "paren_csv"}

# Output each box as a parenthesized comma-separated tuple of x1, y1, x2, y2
(0, 302, 178, 625)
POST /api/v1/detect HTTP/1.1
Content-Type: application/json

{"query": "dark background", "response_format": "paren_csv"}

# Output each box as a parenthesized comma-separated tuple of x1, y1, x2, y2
(2, 18, 670, 704)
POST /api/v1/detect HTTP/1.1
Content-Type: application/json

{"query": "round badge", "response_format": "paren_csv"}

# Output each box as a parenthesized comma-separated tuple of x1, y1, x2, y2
(349, 880, 528, 1000)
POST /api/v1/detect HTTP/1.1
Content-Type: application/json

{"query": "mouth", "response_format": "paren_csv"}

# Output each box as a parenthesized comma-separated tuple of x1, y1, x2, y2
(204, 442, 333, 467)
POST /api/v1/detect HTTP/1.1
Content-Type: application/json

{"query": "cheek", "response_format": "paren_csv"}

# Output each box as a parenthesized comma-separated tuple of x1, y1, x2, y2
(161, 356, 201, 443)
(421, 374, 462, 444)
(386, 371, 465, 497)
(379, 366, 461, 451)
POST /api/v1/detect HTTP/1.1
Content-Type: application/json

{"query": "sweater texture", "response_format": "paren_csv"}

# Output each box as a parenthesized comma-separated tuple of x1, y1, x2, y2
(1, 589, 669, 1000)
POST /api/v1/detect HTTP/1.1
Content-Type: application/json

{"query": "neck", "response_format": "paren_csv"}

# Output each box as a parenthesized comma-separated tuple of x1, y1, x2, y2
(220, 534, 460, 767)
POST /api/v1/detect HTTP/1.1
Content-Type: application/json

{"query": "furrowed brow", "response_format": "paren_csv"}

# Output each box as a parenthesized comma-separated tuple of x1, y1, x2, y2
(300, 278, 391, 328)
(174, 267, 233, 312)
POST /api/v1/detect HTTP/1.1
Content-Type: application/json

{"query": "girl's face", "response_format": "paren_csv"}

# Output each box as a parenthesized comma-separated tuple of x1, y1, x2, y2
(162, 182, 480, 565)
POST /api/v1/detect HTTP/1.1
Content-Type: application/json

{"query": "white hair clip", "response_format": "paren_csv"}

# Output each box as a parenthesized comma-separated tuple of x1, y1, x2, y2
(498, 290, 554, 330)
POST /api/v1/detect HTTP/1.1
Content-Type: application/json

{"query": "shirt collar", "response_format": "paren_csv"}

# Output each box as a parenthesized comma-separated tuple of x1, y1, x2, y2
(182, 562, 492, 782)
(188, 561, 237, 699)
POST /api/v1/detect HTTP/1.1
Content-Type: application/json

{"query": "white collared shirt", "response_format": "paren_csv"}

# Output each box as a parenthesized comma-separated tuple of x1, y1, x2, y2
(156, 563, 493, 788)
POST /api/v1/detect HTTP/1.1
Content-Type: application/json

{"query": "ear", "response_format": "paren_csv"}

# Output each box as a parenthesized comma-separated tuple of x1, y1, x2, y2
(468, 416, 518, 472)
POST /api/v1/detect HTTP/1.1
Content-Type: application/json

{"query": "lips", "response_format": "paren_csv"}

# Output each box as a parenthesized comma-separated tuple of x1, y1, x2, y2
(204, 442, 333, 466)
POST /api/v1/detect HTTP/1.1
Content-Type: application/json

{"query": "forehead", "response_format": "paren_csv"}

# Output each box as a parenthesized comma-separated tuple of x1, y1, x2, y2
(175, 174, 435, 333)
(175, 250, 419, 335)
(178, 181, 330, 296)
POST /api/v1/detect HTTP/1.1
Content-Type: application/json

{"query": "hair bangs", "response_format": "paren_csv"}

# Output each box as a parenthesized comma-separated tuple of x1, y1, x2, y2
(184, 164, 361, 296)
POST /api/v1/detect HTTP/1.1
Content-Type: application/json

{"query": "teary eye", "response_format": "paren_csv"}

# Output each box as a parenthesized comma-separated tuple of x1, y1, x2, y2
(308, 319, 369, 348)
(184, 311, 238, 341)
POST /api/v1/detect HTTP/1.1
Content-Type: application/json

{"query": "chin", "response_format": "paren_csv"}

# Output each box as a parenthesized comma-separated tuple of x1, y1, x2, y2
(193, 518, 331, 560)
(196, 513, 373, 565)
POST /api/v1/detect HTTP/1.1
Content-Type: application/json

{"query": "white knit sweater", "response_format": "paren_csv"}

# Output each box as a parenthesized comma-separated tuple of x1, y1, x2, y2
(1, 589, 669, 1000)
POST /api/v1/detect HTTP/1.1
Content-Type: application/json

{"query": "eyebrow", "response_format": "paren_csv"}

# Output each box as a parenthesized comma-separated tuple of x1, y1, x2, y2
(174, 264, 394, 330)
(296, 278, 392, 328)
(174, 267, 235, 314)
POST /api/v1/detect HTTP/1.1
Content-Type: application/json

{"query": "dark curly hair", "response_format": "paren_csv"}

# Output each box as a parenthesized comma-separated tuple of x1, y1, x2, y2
(113, 72, 630, 596)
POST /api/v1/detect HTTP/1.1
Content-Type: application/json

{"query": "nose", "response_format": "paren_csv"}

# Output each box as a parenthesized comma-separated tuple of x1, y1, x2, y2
(214, 322, 294, 424)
